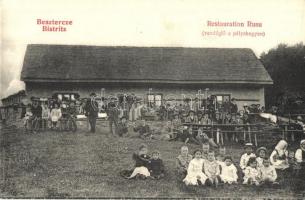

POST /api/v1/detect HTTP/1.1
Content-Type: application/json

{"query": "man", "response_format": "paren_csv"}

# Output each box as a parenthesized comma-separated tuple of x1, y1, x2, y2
(85, 93, 99, 133)
(230, 98, 238, 114)
(31, 99, 42, 133)
(107, 101, 119, 136)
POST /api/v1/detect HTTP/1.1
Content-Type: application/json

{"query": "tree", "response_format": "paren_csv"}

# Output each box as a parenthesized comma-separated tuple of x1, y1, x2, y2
(260, 43, 305, 113)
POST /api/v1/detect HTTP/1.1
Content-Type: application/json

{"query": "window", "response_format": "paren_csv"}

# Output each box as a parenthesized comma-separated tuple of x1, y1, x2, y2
(53, 93, 80, 102)
(216, 94, 231, 104)
(147, 93, 162, 107)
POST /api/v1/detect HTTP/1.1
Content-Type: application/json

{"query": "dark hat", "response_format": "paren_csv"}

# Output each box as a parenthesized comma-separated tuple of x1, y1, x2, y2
(90, 92, 97, 97)
(231, 98, 236, 101)
(120, 116, 127, 120)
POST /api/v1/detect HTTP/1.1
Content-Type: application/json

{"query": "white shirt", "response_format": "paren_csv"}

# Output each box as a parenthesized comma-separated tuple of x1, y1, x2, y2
(240, 153, 256, 170)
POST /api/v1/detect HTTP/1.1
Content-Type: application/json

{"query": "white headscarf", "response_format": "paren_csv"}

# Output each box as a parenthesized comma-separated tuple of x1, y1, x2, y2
(275, 140, 288, 156)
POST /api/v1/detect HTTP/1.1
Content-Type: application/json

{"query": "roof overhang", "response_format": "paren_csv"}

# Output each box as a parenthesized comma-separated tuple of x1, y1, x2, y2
(22, 78, 273, 85)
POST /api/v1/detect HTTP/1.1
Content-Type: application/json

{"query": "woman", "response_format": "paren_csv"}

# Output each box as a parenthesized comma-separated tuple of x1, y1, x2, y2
(270, 140, 289, 170)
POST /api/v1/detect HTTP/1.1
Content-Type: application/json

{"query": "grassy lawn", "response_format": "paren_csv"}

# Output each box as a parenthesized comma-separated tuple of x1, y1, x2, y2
(1, 121, 305, 199)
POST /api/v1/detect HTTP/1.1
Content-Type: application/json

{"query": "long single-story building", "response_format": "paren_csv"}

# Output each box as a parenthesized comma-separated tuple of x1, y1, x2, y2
(21, 44, 273, 110)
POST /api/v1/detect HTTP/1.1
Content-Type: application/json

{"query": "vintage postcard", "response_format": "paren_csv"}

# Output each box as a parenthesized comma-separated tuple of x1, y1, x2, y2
(1, 0, 305, 199)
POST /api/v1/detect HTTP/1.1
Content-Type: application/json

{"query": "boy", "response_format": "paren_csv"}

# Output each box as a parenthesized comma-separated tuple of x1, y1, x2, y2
(148, 150, 165, 179)
(240, 143, 256, 172)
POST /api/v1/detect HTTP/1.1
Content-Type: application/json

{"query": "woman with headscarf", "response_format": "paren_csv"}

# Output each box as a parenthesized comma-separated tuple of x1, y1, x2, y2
(270, 140, 289, 170)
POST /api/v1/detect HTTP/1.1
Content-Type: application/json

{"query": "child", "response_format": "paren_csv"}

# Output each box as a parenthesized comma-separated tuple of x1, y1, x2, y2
(148, 150, 165, 179)
(134, 119, 151, 139)
(203, 151, 221, 187)
(216, 154, 225, 169)
(202, 143, 210, 160)
(41, 103, 50, 131)
(117, 116, 128, 137)
(196, 128, 218, 148)
(216, 146, 226, 171)
(243, 157, 260, 185)
(287, 150, 298, 175)
(183, 149, 208, 186)
(128, 144, 151, 179)
(240, 143, 256, 172)
(270, 140, 289, 170)
(258, 158, 277, 184)
(220, 156, 238, 184)
(256, 147, 268, 168)
(50, 103, 62, 129)
(23, 105, 33, 132)
(176, 146, 193, 177)
(294, 140, 305, 176)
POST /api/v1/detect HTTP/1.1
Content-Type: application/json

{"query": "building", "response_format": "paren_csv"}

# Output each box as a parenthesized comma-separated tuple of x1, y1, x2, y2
(21, 44, 273, 110)
(1, 90, 27, 107)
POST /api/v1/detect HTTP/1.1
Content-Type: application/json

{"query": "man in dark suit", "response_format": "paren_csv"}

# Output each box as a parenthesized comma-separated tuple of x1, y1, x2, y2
(85, 93, 99, 133)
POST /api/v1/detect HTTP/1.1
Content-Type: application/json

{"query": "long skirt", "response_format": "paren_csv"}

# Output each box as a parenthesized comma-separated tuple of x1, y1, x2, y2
(129, 166, 150, 178)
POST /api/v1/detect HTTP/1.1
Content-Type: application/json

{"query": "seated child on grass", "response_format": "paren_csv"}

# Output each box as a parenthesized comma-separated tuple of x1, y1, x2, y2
(128, 143, 151, 179)
(203, 151, 221, 187)
(148, 150, 165, 179)
(134, 119, 151, 139)
(176, 146, 193, 177)
(256, 147, 268, 168)
(220, 156, 238, 184)
(243, 157, 260, 186)
(258, 158, 277, 184)
(240, 143, 256, 172)
(183, 149, 208, 186)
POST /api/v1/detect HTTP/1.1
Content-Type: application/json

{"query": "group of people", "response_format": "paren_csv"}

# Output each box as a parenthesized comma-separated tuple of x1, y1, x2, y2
(23, 99, 77, 133)
(22, 93, 100, 133)
(121, 139, 305, 187)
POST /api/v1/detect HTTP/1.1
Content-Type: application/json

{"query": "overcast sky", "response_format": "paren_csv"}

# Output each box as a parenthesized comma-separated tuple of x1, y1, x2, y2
(1, 0, 305, 99)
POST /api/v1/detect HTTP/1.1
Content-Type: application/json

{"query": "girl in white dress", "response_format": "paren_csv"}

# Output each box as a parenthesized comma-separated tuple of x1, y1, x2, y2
(183, 149, 208, 186)
(220, 156, 238, 184)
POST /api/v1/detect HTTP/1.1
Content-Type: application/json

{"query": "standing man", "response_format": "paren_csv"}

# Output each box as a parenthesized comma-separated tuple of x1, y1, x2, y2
(85, 93, 99, 133)
(107, 101, 119, 136)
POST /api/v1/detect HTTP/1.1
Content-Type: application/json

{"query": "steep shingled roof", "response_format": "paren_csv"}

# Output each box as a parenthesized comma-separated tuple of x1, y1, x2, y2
(21, 44, 273, 84)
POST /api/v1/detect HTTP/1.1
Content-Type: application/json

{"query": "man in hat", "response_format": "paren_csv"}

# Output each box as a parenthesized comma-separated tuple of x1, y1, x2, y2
(85, 93, 99, 133)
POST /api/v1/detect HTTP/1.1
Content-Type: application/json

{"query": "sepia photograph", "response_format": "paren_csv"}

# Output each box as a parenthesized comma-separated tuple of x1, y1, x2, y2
(1, 0, 305, 199)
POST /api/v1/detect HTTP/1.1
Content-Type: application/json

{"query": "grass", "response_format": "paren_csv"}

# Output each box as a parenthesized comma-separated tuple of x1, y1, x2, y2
(1, 120, 305, 199)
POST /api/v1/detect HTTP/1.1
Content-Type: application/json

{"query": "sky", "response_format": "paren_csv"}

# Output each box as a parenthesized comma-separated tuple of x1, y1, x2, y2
(1, 0, 305, 99)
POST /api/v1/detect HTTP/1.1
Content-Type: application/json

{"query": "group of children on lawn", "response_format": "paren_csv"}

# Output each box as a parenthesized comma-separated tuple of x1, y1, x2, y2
(121, 139, 305, 187)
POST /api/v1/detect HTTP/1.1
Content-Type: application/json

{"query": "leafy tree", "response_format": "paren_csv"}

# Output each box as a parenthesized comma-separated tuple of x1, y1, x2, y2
(260, 43, 305, 113)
